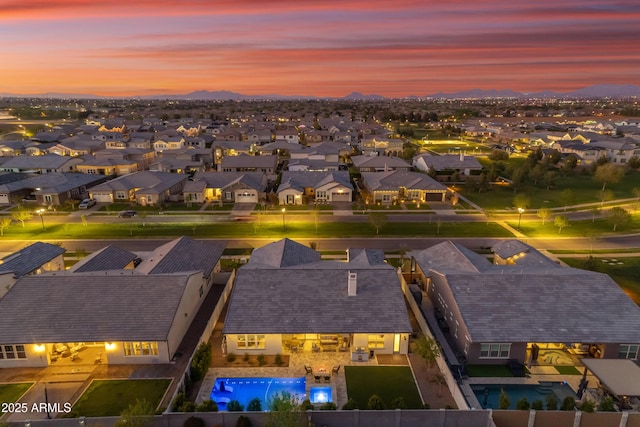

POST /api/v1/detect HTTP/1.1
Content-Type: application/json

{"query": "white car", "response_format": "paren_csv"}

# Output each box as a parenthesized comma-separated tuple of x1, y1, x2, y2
(78, 198, 96, 209)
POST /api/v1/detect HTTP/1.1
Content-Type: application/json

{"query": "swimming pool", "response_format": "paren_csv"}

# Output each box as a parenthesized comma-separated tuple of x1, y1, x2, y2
(210, 377, 306, 411)
(472, 382, 577, 409)
(309, 386, 332, 404)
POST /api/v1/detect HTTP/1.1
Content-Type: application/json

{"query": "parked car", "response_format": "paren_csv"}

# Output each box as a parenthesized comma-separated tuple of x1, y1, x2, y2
(78, 198, 96, 209)
(118, 210, 137, 218)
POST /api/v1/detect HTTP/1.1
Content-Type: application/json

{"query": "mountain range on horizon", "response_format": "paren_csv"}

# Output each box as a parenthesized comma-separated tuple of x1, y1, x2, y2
(1, 84, 640, 101)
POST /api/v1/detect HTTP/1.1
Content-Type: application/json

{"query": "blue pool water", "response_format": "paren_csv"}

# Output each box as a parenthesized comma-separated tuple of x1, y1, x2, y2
(472, 382, 577, 409)
(210, 377, 306, 411)
(309, 386, 332, 404)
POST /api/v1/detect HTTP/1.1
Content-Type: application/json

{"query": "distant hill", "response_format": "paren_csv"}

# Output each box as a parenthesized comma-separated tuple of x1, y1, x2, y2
(2, 84, 640, 100)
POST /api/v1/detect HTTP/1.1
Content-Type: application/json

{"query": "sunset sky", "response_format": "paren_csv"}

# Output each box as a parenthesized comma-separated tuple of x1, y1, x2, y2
(1, 0, 639, 97)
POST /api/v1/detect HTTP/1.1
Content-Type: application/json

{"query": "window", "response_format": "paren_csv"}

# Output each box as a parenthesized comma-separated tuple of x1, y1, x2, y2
(115, 191, 127, 200)
(236, 334, 266, 350)
(368, 334, 386, 349)
(123, 342, 159, 357)
(382, 194, 390, 202)
(0, 345, 27, 360)
(225, 191, 232, 200)
(619, 344, 639, 360)
(316, 191, 327, 199)
(480, 343, 511, 359)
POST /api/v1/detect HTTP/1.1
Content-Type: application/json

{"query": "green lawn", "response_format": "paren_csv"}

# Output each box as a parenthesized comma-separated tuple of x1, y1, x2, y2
(465, 365, 514, 378)
(0, 383, 33, 407)
(514, 213, 640, 238)
(344, 366, 422, 409)
(554, 366, 582, 375)
(560, 257, 640, 305)
(461, 170, 640, 210)
(0, 219, 513, 240)
(69, 379, 170, 417)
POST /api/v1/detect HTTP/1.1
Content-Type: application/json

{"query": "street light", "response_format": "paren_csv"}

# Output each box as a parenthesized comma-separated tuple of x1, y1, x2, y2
(281, 208, 286, 232)
(36, 209, 45, 231)
(517, 207, 524, 230)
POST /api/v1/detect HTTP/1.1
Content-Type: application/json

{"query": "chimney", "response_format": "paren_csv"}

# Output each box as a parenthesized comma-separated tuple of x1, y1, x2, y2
(348, 271, 357, 296)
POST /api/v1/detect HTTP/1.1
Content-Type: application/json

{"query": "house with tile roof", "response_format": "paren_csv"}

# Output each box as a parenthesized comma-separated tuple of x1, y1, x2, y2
(88, 171, 187, 205)
(0, 237, 225, 367)
(183, 171, 267, 204)
(277, 171, 353, 205)
(223, 239, 411, 356)
(410, 240, 640, 366)
(0, 242, 65, 298)
(361, 170, 448, 205)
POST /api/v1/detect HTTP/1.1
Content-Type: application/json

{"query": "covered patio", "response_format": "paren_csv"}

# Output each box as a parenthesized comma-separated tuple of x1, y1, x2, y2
(581, 359, 640, 411)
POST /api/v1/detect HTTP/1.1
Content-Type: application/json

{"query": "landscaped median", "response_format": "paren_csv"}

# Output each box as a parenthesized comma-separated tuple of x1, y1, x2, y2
(0, 220, 513, 240)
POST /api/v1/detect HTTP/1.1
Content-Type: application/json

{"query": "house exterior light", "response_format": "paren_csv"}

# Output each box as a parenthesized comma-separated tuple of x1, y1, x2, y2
(105, 342, 116, 351)
(34, 344, 46, 353)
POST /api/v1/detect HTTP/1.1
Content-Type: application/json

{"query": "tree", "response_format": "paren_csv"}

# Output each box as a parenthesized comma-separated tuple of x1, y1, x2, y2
(11, 209, 32, 228)
(226, 400, 244, 411)
(195, 400, 218, 412)
(633, 187, 640, 209)
(0, 217, 11, 236)
(545, 394, 558, 410)
(560, 396, 576, 411)
(320, 402, 337, 410)
(414, 335, 440, 370)
(529, 164, 546, 185)
(513, 193, 530, 210)
(594, 163, 625, 191)
(598, 396, 615, 412)
(390, 397, 408, 409)
(531, 400, 544, 410)
(510, 167, 527, 194)
(543, 170, 557, 190)
(266, 391, 304, 427)
(498, 389, 511, 410)
(579, 400, 595, 413)
(559, 189, 575, 211)
(342, 398, 358, 410)
(606, 206, 631, 231)
(367, 394, 385, 410)
(367, 211, 387, 235)
(483, 209, 496, 225)
(536, 207, 551, 225)
(65, 198, 79, 211)
(115, 399, 155, 427)
(554, 215, 569, 233)
(599, 189, 615, 207)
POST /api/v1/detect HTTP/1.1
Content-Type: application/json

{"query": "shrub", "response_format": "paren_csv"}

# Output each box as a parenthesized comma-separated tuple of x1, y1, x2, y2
(183, 417, 205, 427)
(235, 415, 252, 427)
(545, 394, 558, 410)
(531, 400, 544, 410)
(598, 396, 615, 412)
(172, 392, 187, 412)
(300, 399, 314, 411)
(247, 398, 262, 412)
(560, 396, 576, 411)
(579, 400, 595, 413)
(516, 397, 530, 410)
(195, 399, 218, 412)
(243, 353, 250, 362)
(257, 354, 266, 366)
(498, 389, 511, 410)
(227, 400, 244, 412)
(275, 353, 283, 366)
(180, 401, 195, 413)
(190, 343, 211, 382)
(226, 352, 237, 363)
(390, 397, 408, 409)
(341, 398, 358, 410)
(367, 394, 385, 410)
(320, 402, 337, 410)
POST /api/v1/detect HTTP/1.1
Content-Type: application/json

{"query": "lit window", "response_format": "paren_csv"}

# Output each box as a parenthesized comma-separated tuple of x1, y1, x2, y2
(123, 342, 159, 357)
(236, 334, 266, 349)
(367, 334, 386, 349)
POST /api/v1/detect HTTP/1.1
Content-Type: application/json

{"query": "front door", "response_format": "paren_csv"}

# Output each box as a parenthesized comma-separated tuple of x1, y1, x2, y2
(393, 334, 401, 353)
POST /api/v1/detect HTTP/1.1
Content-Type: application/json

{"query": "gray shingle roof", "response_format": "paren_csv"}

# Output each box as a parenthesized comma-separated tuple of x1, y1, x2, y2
(492, 240, 559, 269)
(0, 242, 65, 278)
(444, 270, 640, 343)
(411, 241, 492, 274)
(135, 236, 225, 277)
(71, 245, 138, 273)
(361, 170, 447, 192)
(0, 273, 194, 343)
(223, 268, 412, 334)
(278, 171, 352, 193)
(244, 238, 321, 268)
(351, 155, 411, 169)
(414, 153, 482, 170)
(221, 154, 277, 168)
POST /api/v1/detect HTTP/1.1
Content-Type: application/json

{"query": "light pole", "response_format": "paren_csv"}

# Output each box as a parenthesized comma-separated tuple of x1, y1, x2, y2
(36, 209, 45, 231)
(281, 208, 286, 232)
(517, 207, 524, 230)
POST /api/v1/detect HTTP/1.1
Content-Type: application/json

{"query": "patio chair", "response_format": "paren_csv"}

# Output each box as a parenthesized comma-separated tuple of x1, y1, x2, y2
(332, 365, 340, 374)
(304, 365, 313, 375)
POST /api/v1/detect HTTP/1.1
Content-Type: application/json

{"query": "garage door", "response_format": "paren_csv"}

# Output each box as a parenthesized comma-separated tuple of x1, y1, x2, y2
(331, 192, 351, 202)
(425, 192, 445, 201)
(236, 191, 258, 203)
